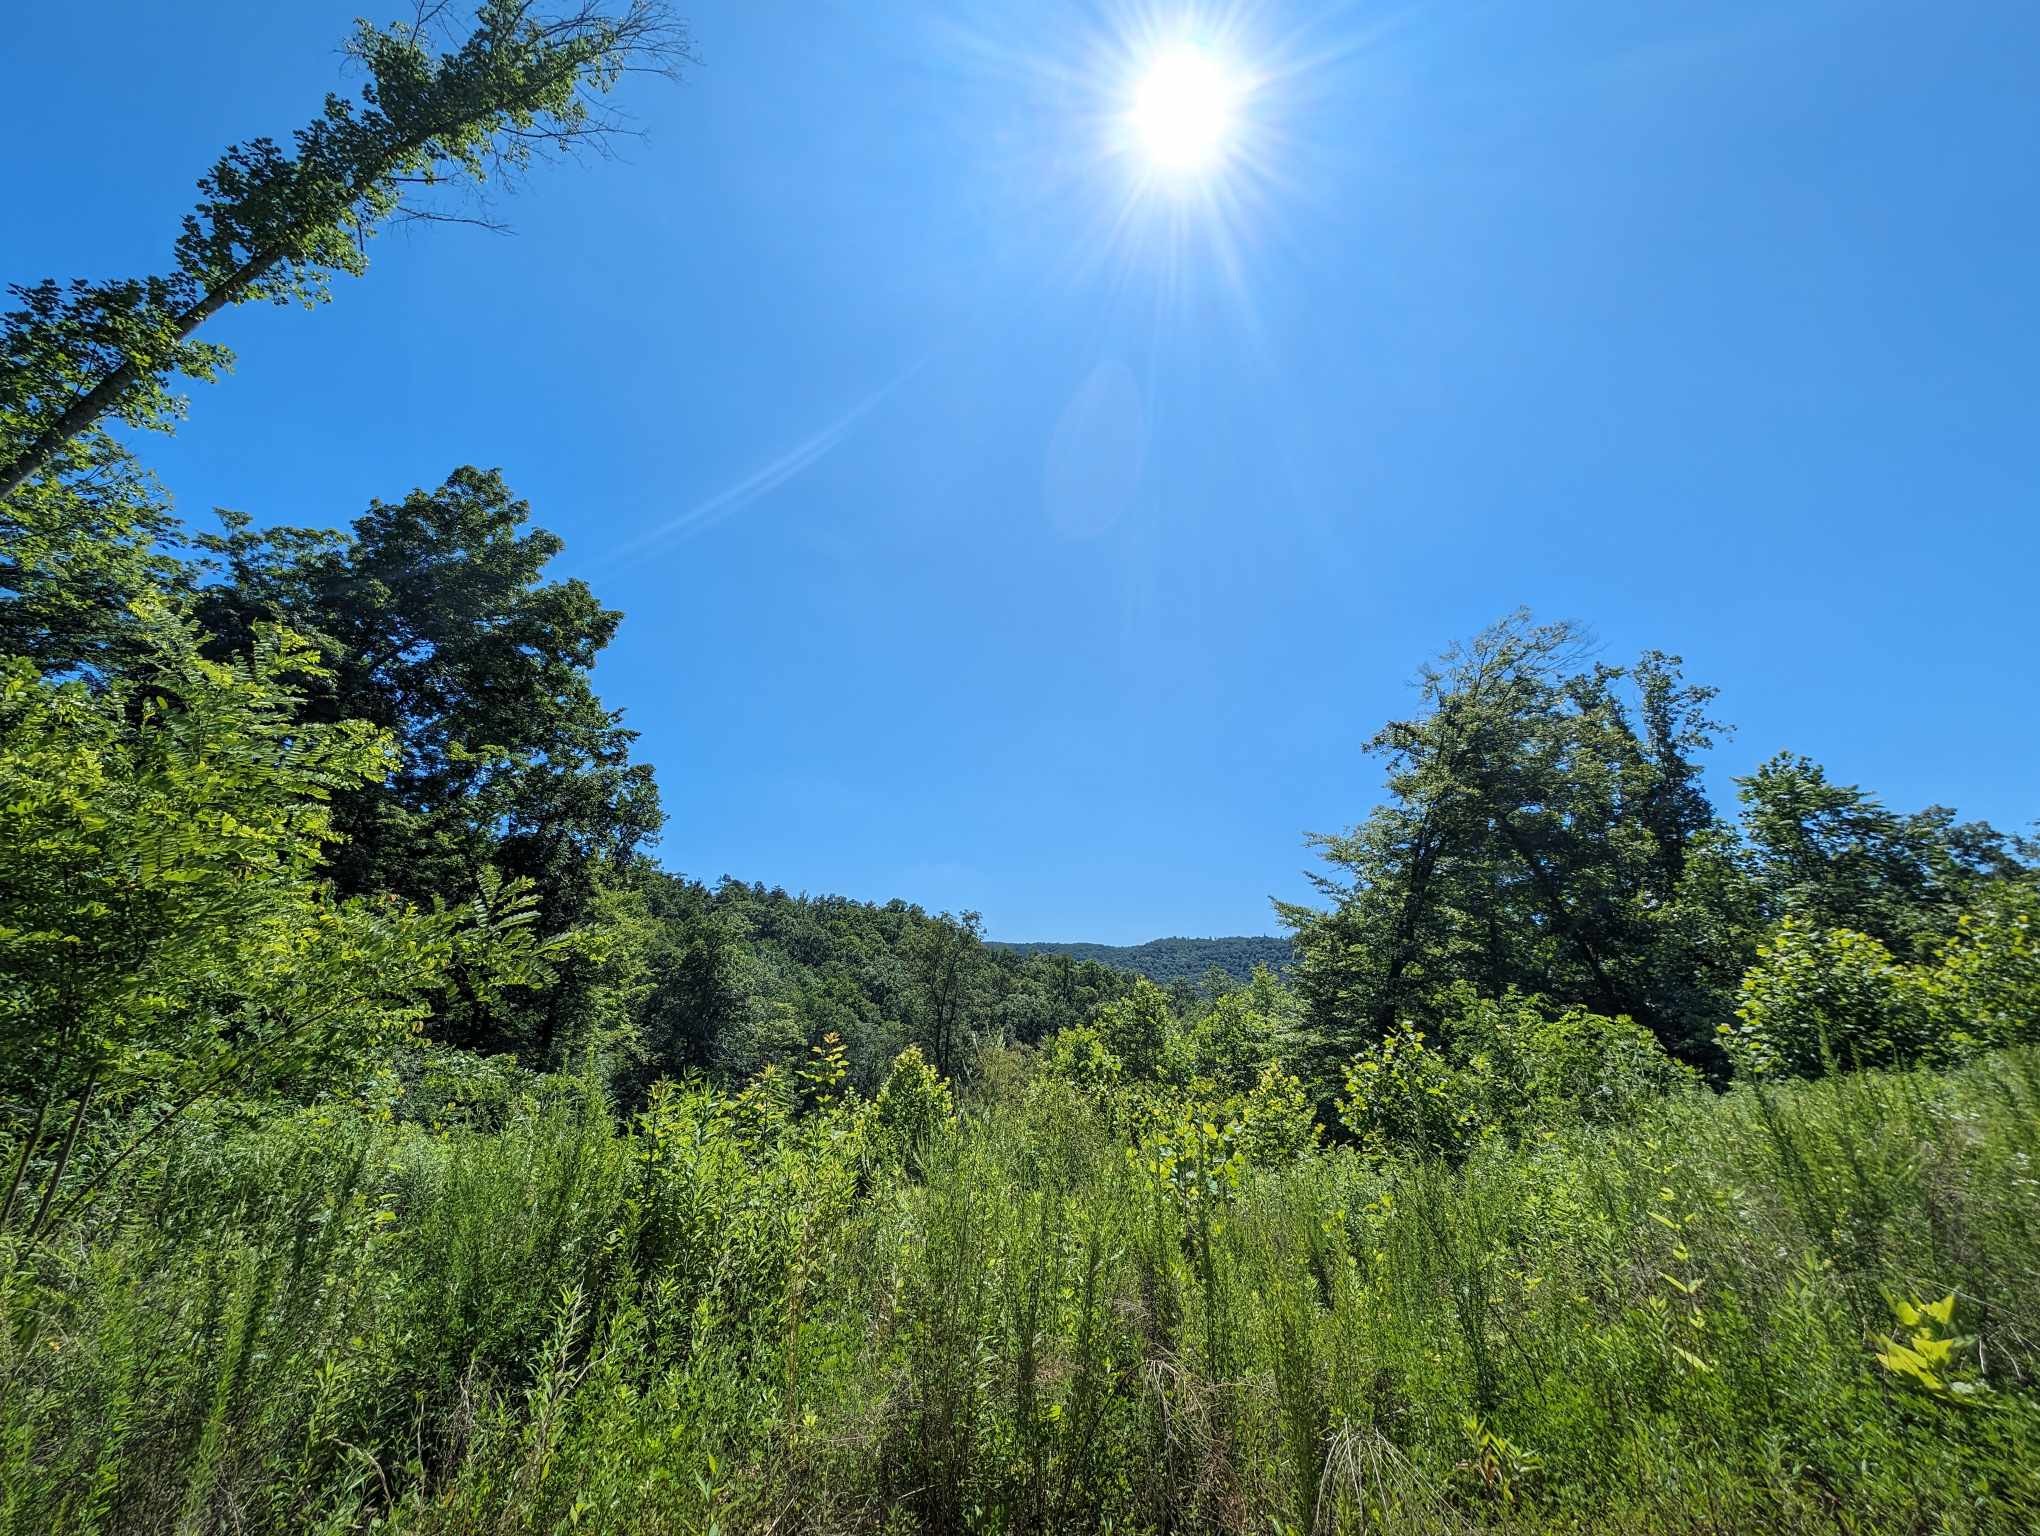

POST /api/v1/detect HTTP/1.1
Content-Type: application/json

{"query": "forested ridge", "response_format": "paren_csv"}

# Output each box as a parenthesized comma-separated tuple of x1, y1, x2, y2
(4, 7, 2040, 1534)
(993, 936, 1293, 986)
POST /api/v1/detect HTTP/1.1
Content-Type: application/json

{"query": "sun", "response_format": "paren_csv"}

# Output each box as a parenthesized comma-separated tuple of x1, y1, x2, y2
(1130, 44, 1239, 174)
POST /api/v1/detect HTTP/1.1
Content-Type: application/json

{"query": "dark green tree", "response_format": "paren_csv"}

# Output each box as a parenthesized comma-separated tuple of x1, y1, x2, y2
(637, 883, 754, 1077)
(192, 468, 662, 1059)
(1279, 612, 1748, 1066)
(1738, 753, 2034, 959)
(914, 910, 986, 1078)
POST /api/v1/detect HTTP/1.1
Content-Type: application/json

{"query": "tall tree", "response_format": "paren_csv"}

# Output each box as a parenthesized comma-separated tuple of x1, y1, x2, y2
(192, 468, 662, 1059)
(914, 910, 986, 1078)
(1279, 612, 1744, 1065)
(0, 1, 689, 506)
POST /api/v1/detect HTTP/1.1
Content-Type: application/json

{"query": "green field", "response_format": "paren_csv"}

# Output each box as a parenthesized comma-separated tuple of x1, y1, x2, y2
(6, 1045, 2038, 1534)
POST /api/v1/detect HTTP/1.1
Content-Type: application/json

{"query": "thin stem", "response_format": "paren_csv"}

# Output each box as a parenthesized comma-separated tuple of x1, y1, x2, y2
(26, 1070, 98, 1241)
(0, 1099, 50, 1233)
(39, 986, 380, 1239)
(4, 1014, 79, 1231)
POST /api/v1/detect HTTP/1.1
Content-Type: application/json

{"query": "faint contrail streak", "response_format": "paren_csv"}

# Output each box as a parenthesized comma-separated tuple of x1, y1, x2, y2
(602, 361, 924, 564)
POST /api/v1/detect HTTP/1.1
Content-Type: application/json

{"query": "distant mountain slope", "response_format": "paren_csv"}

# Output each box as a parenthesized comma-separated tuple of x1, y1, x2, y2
(994, 936, 1293, 986)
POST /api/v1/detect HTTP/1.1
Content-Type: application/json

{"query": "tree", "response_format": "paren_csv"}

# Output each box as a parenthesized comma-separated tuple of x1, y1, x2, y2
(1168, 964, 1296, 1093)
(636, 888, 753, 1078)
(0, 601, 557, 1238)
(1279, 615, 1583, 1047)
(0, 433, 180, 678)
(1092, 978, 1176, 1079)
(1738, 753, 2033, 959)
(913, 910, 985, 1078)
(0, 1, 690, 505)
(1279, 612, 1743, 1065)
(190, 468, 663, 1060)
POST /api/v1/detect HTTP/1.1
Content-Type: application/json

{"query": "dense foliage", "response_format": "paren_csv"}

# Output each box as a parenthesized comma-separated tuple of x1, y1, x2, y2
(4, 9, 2039, 1533)
(6, 1045, 2040, 1533)
(1274, 612, 2034, 1080)
(623, 876, 1135, 1092)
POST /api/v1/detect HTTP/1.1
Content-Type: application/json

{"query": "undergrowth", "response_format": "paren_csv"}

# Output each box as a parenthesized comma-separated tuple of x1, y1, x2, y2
(4, 1050, 2039, 1534)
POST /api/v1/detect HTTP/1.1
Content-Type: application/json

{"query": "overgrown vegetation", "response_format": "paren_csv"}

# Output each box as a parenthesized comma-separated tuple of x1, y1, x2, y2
(5, 1045, 2039, 1533)
(4, 7, 2038, 1532)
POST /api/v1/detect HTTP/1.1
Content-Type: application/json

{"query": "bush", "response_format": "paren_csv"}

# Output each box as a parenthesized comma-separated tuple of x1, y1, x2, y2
(1339, 993, 1692, 1159)
(1337, 1023, 1482, 1161)
(395, 1046, 541, 1131)
(1233, 1061, 1322, 1167)
(1445, 989, 1697, 1132)
(1038, 1021, 1123, 1094)
(1721, 918, 1933, 1077)
(871, 1043, 955, 1170)
(1918, 883, 2040, 1052)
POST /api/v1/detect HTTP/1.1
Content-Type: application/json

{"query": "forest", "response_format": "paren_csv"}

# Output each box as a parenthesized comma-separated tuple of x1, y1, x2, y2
(4, 5, 2039, 1534)
(992, 937, 1294, 988)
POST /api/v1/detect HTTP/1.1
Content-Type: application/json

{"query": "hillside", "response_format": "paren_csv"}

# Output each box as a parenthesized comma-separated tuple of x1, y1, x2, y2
(995, 934, 1293, 985)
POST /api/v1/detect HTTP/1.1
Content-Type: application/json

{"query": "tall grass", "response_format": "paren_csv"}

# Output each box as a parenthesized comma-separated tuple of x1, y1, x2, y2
(4, 1052, 2039, 1533)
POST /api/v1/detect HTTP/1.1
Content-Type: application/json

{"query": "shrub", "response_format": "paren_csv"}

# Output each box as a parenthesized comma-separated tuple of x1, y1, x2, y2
(1721, 918, 1933, 1077)
(1338, 993, 1691, 1159)
(872, 1044, 955, 1169)
(1337, 1024, 1484, 1161)
(1917, 883, 2040, 1052)
(1038, 1022, 1123, 1094)
(1445, 989, 1696, 1132)
(396, 1046, 540, 1131)
(1234, 1061, 1322, 1167)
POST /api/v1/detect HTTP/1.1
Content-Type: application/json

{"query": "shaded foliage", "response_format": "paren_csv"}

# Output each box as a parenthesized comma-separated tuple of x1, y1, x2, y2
(190, 471, 663, 1061)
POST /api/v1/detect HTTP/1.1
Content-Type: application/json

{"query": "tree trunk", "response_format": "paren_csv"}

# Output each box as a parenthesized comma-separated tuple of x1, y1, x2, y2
(0, 253, 280, 504)
(1374, 814, 1443, 1036)
(0, 101, 476, 504)
(3, 1013, 77, 1230)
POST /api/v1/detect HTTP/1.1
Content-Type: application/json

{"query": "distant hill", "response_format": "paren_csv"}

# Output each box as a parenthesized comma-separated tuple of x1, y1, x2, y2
(993, 936, 1293, 987)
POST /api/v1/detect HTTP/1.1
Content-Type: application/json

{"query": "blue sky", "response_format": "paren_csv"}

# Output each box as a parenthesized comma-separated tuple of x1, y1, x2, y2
(5, 1, 2036, 943)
